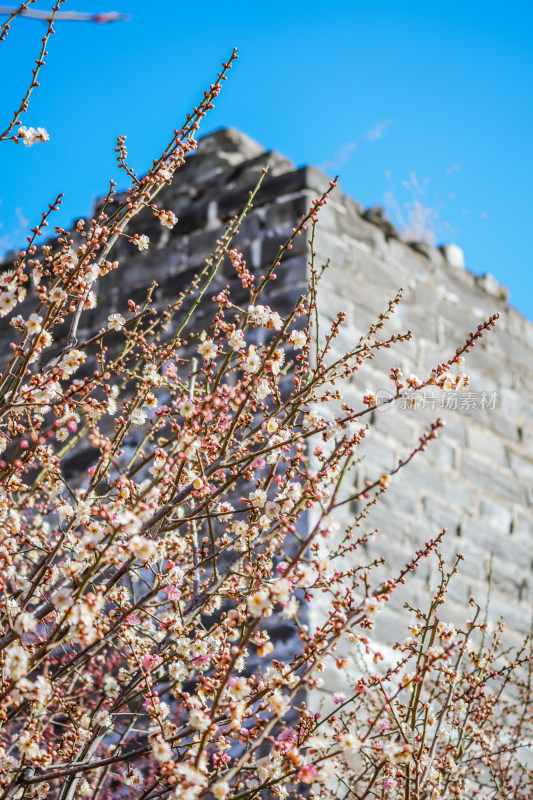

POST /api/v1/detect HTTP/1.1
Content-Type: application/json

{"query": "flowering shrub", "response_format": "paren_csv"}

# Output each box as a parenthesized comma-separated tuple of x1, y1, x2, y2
(0, 25, 531, 800)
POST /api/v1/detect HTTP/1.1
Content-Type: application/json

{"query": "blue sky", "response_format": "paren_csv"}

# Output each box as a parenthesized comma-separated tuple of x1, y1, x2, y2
(1, 0, 532, 317)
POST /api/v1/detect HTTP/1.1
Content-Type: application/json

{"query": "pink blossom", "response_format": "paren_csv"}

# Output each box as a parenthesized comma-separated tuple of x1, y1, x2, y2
(142, 696, 159, 710)
(279, 727, 297, 743)
(298, 764, 318, 784)
(142, 654, 163, 672)
(163, 363, 178, 380)
(333, 693, 347, 704)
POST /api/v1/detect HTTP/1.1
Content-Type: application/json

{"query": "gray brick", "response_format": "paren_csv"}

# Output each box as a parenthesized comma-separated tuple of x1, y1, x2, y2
(384, 480, 421, 517)
(406, 461, 476, 512)
(479, 496, 513, 533)
(422, 497, 462, 534)
(508, 451, 533, 483)
(460, 455, 528, 505)
(499, 387, 533, 423)
(468, 425, 508, 465)
(514, 512, 533, 543)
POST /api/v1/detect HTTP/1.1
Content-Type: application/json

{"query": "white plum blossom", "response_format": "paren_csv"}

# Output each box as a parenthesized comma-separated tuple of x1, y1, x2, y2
(197, 338, 217, 360)
(382, 740, 412, 763)
(442, 372, 454, 391)
(363, 596, 385, 617)
(179, 398, 195, 418)
(144, 392, 158, 410)
(247, 304, 270, 326)
(107, 313, 125, 331)
(338, 732, 362, 753)
(13, 612, 37, 635)
(270, 578, 291, 604)
(143, 363, 164, 386)
(60, 248, 78, 269)
(228, 676, 251, 700)
(247, 304, 283, 330)
(159, 210, 178, 229)
(302, 408, 325, 430)
(152, 737, 172, 762)
(294, 563, 317, 588)
(247, 589, 270, 618)
(84, 263, 100, 284)
(288, 329, 307, 349)
(18, 125, 49, 146)
(212, 781, 230, 800)
(284, 481, 302, 502)
(131, 408, 147, 426)
(265, 433, 288, 464)
(0, 291, 17, 317)
(94, 709, 113, 730)
(5, 645, 29, 681)
(172, 763, 208, 798)
(264, 418, 279, 434)
(264, 500, 281, 519)
(241, 345, 261, 373)
(228, 329, 245, 351)
(25, 313, 43, 335)
(270, 349, 285, 375)
(255, 379, 272, 399)
(123, 768, 143, 787)
(129, 535, 157, 561)
(58, 349, 86, 377)
(266, 689, 290, 717)
(74, 499, 92, 524)
(280, 596, 299, 619)
(48, 286, 68, 303)
(57, 502, 74, 522)
(248, 488, 267, 508)
(189, 707, 211, 731)
(19, 733, 40, 759)
(323, 420, 344, 441)
(137, 234, 150, 250)
(169, 661, 188, 683)
(83, 290, 97, 310)
(51, 587, 74, 612)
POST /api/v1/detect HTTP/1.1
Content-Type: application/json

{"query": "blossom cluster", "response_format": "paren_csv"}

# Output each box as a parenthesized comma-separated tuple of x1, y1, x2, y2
(0, 46, 529, 800)
(17, 125, 49, 147)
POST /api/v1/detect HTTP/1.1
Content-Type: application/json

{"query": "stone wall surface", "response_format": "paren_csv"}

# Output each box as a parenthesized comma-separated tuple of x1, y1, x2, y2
(2, 127, 532, 687)
(304, 151, 533, 660)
